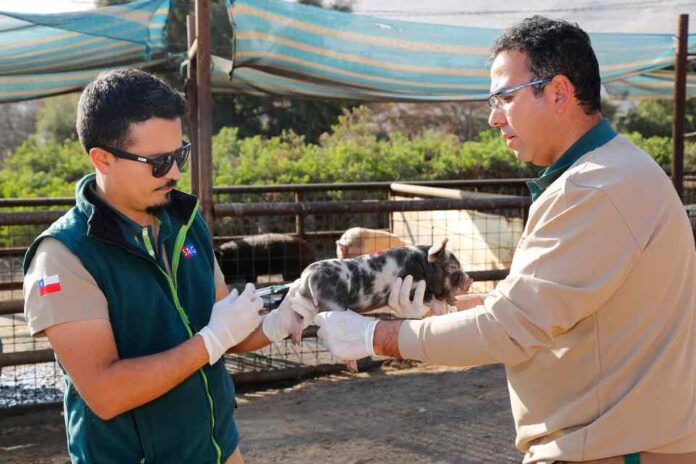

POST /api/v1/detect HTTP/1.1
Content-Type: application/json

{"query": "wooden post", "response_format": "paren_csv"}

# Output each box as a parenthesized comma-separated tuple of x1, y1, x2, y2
(196, 0, 214, 232)
(295, 191, 304, 238)
(672, 14, 688, 200)
(186, 15, 200, 197)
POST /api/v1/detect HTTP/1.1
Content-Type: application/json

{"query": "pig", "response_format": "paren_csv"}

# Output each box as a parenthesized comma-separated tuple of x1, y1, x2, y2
(291, 238, 472, 344)
(336, 227, 410, 259)
(217, 233, 316, 283)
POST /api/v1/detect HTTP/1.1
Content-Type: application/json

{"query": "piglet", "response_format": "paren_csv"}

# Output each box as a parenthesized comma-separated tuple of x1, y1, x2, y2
(290, 238, 472, 346)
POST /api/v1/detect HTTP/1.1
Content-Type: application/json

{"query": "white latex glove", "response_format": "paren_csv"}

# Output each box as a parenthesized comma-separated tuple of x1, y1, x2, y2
(197, 283, 263, 365)
(289, 292, 319, 328)
(262, 281, 320, 343)
(315, 310, 377, 370)
(388, 275, 430, 318)
(262, 281, 300, 341)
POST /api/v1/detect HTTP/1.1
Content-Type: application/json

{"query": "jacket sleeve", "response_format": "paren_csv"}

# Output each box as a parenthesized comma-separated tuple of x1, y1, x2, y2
(399, 181, 642, 367)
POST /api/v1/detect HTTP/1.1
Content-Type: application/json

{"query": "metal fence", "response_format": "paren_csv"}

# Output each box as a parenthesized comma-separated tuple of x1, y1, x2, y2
(1, 177, 693, 413)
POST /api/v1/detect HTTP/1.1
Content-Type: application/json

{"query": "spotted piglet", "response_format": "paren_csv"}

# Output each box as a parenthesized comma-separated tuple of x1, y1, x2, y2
(291, 238, 473, 343)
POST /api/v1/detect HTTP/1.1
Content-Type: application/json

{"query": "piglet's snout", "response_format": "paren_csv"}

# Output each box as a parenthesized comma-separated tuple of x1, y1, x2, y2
(453, 271, 473, 294)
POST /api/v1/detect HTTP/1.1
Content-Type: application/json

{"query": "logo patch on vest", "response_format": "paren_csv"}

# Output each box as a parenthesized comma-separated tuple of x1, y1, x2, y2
(181, 242, 198, 259)
(39, 274, 62, 296)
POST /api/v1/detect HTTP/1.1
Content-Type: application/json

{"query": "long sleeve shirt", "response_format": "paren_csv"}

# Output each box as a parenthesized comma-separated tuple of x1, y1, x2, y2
(399, 134, 696, 463)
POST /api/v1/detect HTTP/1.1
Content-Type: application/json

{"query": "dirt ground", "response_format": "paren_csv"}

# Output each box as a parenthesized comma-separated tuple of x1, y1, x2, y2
(0, 363, 522, 464)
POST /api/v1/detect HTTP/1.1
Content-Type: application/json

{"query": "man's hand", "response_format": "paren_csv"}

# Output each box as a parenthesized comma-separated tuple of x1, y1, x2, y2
(315, 310, 378, 371)
(288, 291, 319, 342)
(197, 283, 263, 364)
(262, 281, 320, 344)
(388, 275, 449, 318)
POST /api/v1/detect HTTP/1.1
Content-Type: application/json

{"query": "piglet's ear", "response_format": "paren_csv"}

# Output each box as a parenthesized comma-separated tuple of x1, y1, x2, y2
(427, 237, 449, 263)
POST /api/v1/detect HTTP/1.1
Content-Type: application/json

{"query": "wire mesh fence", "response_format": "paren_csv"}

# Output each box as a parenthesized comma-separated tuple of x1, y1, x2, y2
(1, 177, 693, 412)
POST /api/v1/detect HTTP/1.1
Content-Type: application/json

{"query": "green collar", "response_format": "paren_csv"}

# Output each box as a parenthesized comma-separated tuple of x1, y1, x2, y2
(526, 118, 617, 202)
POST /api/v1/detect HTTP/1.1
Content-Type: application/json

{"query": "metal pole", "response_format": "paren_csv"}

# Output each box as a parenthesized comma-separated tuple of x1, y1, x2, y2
(390, 182, 524, 201)
(186, 15, 200, 197)
(215, 197, 531, 218)
(672, 14, 688, 200)
(195, 0, 214, 232)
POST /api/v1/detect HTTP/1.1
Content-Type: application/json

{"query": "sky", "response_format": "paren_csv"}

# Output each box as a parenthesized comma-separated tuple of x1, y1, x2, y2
(0, 0, 93, 13)
(0, 0, 692, 33)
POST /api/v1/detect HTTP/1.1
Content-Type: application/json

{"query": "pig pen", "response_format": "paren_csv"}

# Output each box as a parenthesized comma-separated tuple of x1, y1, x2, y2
(0, 181, 530, 410)
(1, 180, 531, 463)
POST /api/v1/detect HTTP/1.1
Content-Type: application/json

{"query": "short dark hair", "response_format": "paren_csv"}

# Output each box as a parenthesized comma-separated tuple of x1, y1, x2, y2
(490, 16, 602, 115)
(76, 68, 187, 153)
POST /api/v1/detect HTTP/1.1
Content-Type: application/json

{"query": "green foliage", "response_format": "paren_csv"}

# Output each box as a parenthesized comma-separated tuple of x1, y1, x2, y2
(624, 132, 672, 171)
(616, 100, 696, 137)
(2, 106, 695, 200)
(207, 106, 535, 187)
(0, 136, 90, 198)
(601, 99, 619, 125)
(35, 94, 79, 143)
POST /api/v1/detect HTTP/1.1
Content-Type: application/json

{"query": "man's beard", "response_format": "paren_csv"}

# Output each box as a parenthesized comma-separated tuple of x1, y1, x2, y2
(146, 180, 177, 215)
(145, 194, 172, 215)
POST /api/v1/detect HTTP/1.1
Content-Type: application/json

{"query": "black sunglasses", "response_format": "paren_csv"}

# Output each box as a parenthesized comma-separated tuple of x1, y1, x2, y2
(100, 141, 191, 178)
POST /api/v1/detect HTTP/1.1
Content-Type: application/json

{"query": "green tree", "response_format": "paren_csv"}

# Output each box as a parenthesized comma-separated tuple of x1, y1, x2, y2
(616, 100, 696, 137)
(601, 99, 619, 125)
(0, 101, 37, 160)
(0, 137, 90, 198)
(35, 94, 79, 143)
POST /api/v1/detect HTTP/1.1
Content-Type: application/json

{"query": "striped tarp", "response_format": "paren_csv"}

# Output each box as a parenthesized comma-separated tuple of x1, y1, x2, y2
(222, 0, 695, 101)
(0, 0, 170, 103)
(604, 70, 696, 99)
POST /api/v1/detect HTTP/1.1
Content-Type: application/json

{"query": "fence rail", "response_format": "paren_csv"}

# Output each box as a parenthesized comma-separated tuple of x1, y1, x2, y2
(2, 177, 693, 412)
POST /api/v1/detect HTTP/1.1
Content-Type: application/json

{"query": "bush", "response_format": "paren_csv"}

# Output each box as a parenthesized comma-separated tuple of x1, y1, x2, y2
(210, 108, 537, 186)
(0, 136, 90, 198)
(2, 106, 694, 200)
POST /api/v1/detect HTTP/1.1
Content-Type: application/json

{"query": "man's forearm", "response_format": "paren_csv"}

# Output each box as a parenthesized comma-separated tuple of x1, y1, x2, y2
(227, 323, 272, 353)
(373, 320, 404, 358)
(371, 295, 485, 359)
(88, 335, 209, 420)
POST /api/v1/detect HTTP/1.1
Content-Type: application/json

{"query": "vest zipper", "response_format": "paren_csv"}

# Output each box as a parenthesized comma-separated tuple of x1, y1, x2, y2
(159, 202, 223, 464)
(88, 202, 224, 463)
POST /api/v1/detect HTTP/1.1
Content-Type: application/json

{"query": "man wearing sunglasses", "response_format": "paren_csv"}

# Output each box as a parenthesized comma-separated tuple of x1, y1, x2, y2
(313, 16, 696, 464)
(22, 69, 306, 464)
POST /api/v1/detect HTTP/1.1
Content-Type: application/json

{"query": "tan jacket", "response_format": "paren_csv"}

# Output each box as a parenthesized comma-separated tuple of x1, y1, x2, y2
(399, 135, 696, 463)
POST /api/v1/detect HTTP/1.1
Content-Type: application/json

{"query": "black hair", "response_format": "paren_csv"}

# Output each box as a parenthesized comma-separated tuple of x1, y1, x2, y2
(490, 16, 602, 114)
(76, 68, 186, 153)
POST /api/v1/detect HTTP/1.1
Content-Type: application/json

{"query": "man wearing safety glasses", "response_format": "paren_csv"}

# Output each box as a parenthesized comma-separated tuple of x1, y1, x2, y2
(313, 16, 696, 464)
(22, 69, 308, 464)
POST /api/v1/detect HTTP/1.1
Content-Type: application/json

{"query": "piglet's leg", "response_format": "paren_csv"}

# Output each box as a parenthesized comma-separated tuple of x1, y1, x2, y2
(289, 287, 320, 345)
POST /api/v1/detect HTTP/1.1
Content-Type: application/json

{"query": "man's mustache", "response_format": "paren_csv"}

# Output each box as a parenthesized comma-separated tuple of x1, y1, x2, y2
(156, 180, 177, 191)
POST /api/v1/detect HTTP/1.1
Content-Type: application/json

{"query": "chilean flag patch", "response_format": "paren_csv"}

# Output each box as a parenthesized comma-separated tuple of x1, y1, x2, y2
(39, 274, 62, 296)
(181, 242, 198, 259)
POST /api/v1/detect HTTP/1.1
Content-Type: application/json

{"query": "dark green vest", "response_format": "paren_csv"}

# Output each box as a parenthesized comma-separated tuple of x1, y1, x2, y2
(24, 174, 238, 464)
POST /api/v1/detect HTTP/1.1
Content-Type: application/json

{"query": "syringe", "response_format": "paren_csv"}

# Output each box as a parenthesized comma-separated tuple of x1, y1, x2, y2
(255, 283, 291, 297)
